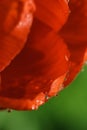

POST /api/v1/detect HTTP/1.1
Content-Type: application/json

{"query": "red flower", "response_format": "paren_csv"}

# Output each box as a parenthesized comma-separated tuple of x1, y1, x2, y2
(0, 0, 87, 110)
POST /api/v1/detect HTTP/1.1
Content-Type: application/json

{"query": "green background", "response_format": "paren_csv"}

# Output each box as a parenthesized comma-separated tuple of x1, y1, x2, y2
(0, 66, 87, 130)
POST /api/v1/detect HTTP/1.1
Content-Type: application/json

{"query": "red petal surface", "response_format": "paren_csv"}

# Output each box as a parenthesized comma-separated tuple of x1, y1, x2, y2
(64, 46, 86, 86)
(60, 0, 87, 45)
(60, 0, 87, 86)
(84, 49, 87, 62)
(0, 19, 69, 110)
(0, 0, 35, 72)
(1, 0, 86, 111)
(35, 0, 69, 31)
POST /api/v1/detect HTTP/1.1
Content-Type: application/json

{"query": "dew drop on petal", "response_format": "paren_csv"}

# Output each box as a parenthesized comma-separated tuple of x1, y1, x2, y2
(31, 105, 36, 110)
(45, 95, 50, 100)
(36, 100, 39, 103)
(65, 55, 69, 61)
(36, 99, 44, 105)
(32, 104, 38, 110)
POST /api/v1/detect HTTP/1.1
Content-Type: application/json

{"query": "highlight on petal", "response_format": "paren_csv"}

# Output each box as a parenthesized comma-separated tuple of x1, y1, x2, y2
(35, 0, 70, 31)
(48, 73, 66, 97)
(0, 0, 35, 72)
(0, 19, 69, 110)
(84, 49, 87, 63)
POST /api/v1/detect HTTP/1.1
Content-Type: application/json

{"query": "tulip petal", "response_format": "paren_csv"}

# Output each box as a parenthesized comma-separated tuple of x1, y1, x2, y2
(60, 0, 87, 45)
(60, 0, 87, 86)
(64, 46, 86, 86)
(0, 19, 69, 110)
(35, 0, 69, 31)
(0, 0, 35, 72)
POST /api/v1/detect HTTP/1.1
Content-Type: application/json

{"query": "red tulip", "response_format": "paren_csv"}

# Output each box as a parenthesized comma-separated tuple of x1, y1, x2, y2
(0, 0, 87, 110)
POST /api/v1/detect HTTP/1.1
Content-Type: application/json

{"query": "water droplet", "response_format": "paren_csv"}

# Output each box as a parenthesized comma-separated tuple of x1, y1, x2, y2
(36, 100, 44, 105)
(32, 104, 38, 110)
(45, 95, 50, 100)
(36, 100, 39, 103)
(32, 105, 35, 110)
(65, 55, 69, 61)
(39, 101, 44, 105)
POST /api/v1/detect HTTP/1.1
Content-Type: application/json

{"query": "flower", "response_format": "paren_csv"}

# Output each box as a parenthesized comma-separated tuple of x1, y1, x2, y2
(0, 0, 87, 110)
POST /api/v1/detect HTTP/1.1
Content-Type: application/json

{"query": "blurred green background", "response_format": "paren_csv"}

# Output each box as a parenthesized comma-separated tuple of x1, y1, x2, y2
(0, 66, 87, 130)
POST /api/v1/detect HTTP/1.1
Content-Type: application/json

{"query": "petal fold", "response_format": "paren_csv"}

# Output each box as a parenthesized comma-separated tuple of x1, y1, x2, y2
(35, 0, 69, 31)
(0, 19, 69, 110)
(60, 0, 87, 86)
(0, 0, 35, 72)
